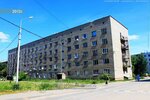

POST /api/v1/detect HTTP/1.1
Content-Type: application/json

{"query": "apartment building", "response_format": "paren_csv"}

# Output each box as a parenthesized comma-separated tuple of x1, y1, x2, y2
(143, 52, 150, 73)
(8, 16, 132, 80)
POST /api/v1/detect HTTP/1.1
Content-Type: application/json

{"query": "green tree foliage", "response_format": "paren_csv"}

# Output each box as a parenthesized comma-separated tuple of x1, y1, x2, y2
(131, 54, 147, 76)
(97, 73, 113, 81)
(19, 71, 29, 81)
(0, 62, 7, 77)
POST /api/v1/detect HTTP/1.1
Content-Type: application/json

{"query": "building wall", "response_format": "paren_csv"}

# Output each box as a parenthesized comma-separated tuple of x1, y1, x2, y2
(8, 16, 132, 80)
(110, 17, 132, 80)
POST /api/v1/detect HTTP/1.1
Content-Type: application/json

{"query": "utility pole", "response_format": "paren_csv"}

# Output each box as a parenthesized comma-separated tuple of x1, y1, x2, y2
(16, 16, 33, 83)
(16, 20, 22, 84)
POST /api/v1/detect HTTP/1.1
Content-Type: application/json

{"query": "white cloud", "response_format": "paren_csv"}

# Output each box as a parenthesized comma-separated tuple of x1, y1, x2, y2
(128, 34, 139, 41)
(0, 32, 10, 43)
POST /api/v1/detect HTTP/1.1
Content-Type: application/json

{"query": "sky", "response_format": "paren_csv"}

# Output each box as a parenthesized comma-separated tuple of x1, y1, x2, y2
(0, 0, 150, 62)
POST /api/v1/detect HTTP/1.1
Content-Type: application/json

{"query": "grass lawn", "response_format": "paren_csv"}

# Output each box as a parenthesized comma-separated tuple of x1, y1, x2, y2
(0, 79, 105, 95)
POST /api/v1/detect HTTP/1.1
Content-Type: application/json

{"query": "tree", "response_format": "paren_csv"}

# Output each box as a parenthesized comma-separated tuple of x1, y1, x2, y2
(131, 54, 147, 76)
(19, 71, 29, 81)
(0, 62, 7, 77)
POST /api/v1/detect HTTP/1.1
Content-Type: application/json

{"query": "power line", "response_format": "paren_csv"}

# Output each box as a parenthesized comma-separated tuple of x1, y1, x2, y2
(0, 34, 18, 55)
(33, 0, 69, 28)
(0, 17, 43, 38)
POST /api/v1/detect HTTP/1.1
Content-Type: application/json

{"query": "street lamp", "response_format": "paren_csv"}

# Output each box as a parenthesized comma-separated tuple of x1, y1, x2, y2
(16, 16, 33, 84)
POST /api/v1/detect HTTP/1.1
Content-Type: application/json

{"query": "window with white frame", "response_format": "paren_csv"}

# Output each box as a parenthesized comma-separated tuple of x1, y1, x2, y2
(92, 41, 97, 46)
(102, 48, 108, 54)
(102, 38, 108, 45)
(92, 31, 97, 37)
(82, 34, 87, 39)
(104, 69, 110, 74)
(74, 53, 79, 59)
(75, 36, 79, 41)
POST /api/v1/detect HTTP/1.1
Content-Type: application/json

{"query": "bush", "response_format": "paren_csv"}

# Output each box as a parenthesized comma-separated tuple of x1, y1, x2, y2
(19, 72, 29, 81)
(12, 84, 20, 90)
(98, 74, 112, 81)
(91, 81, 96, 84)
(39, 83, 56, 90)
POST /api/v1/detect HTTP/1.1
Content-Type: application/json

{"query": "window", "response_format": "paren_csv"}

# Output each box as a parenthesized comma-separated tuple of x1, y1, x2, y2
(75, 71, 80, 76)
(74, 44, 79, 49)
(92, 41, 97, 46)
(49, 65, 52, 71)
(74, 53, 79, 59)
(53, 65, 57, 69)
(148, 54, 150, 57)
(35, 60, 38, 65)
(55, 42, 58, 46)
(28, 49, 30, 53)
(67, 38, 71, 43)
(104, 69, 110, 74)
(93, 50, 98, 56)
(75, 62, 80, 66)
(93, 70, 99, 74)
(68, 54, 72, 59)
(68, 71, 71, 75)
(92, 31, 96, 37)
(55, 49, 58, 53)
(49, 65, 52, 69)
(83, 70, 88, 76)
(67, 46, 71, 52)
(39, 66, 42, 70)
(50, 50, 52, 55)
(55, 57, 58, 61)
(35, 47, 38, 52)
(101, 28, 107, 34)
(103, 58, 109, 64)
(102, 48, 108, 54)
(82, 34, 87, 39)
(75, 36, 79, 41)
(43, 66, 47, 71)
(39, 59, 42, 64)
(93, 60, 98, 65)
(83, 51, 88, 57)
(49, 43, 52, 48)
(32, 48, 34, 52)
(83, 43, 88, 48)
(44, 44, 47, 50)
(83, 61, 88, 66)
(102, 39, 108, 45)
(68, 63, 71, 68)
(49, 57, 52, 61)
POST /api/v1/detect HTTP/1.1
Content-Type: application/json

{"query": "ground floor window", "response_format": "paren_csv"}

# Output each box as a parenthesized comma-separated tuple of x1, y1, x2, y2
(104, 69, 110, 74)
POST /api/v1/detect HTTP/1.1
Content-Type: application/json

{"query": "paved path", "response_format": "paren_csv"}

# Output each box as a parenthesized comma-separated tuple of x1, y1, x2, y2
(0, 80, 150, 100)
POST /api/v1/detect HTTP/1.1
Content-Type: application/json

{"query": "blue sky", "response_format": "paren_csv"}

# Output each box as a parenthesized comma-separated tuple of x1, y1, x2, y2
(0, 0, 150, 62)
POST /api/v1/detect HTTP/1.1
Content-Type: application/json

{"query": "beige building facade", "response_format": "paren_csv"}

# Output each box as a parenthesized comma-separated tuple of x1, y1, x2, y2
(8, 16, 132, 80)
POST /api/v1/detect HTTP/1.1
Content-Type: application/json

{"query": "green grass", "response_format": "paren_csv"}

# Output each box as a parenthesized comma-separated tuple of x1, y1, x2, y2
(0, 78, 123, 95)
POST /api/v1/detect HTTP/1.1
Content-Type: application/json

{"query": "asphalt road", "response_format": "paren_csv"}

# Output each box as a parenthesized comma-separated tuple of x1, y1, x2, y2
(0, 79, 150, 100)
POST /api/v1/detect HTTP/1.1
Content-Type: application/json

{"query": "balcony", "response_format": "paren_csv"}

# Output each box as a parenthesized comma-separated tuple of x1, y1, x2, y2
(120, 35, 128, 43)
(121, 44, 129, 50)
(122, 55, 129, 62)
